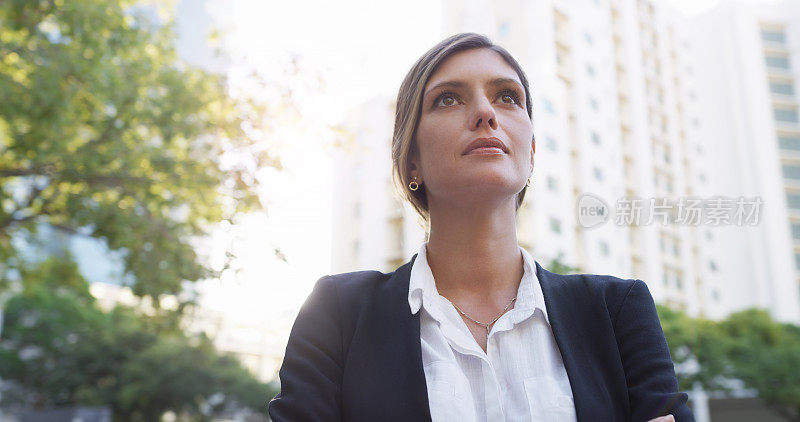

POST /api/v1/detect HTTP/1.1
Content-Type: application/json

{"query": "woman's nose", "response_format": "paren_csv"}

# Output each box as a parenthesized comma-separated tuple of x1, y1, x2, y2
(471, 96, 498, 131)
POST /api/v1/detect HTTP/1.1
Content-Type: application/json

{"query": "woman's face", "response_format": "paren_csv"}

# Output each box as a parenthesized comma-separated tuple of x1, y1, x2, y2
(411, 48, 534, 210)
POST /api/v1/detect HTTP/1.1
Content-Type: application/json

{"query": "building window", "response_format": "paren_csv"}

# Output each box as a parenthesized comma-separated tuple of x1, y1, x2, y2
(779, 136, 800, 151)
(543, 98, 555, 113)
(498, 21, 510, 37)
(795, 252, 800, 269)
(782, 164, 800, 180)
(593, 167, 603, 181)
(550, 217, 562, 234)
(589, 97, 599, 110)
(709, 260, 718, 272)
(587, 64, 595, 77)
(584, 31, 594, 44)
(599, 241, 609, 256)
(591, 131, 601, 145)
(774, 107, 799, 123)
(546, 136, 557, 151)
(547, 176, 558, 191)
(791, 223, 800, 239)
(712, 289, 720, 302)
(770, 82, 795, 96)
(787, 193, 800, 209)
(761, 29, 786, 43)
(765, 54, 790, 70)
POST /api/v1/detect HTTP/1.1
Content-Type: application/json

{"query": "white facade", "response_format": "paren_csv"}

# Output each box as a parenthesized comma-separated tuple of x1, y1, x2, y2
(689, 0, 800, 323)
(331, 0, 751, 321)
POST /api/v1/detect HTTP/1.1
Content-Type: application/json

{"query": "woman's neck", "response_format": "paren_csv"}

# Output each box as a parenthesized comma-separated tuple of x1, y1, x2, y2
(424, 202, 524, 301)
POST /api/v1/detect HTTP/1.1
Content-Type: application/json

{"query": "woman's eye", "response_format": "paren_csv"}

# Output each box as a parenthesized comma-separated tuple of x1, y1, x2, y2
(499, 90, 521, 104)
(435, 93, 458, 108)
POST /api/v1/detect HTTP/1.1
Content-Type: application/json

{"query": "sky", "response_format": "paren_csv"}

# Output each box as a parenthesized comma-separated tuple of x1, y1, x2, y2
(173, 0, 449, 322)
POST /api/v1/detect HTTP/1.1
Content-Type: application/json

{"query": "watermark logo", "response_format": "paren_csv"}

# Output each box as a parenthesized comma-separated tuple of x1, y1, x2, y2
(576, 194, 763, 227)
(577, 193, 610, 228)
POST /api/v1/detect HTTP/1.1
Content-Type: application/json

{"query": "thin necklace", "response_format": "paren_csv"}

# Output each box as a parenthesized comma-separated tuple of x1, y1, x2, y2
(448, 296, 517, 336)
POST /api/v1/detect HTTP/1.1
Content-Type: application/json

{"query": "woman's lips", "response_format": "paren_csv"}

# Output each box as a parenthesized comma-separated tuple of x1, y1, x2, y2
(465, 147, 505, 155)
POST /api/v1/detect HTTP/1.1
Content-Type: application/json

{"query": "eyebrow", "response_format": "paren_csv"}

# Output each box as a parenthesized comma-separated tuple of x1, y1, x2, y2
(423, 77, 524, 100)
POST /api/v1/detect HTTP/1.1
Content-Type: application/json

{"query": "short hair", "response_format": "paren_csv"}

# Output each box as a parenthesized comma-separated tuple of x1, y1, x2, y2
(391, 32, 535, 226)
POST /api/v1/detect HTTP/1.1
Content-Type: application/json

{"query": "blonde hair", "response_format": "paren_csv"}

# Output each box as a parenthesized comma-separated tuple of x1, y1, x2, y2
(391, 33, 535, 225)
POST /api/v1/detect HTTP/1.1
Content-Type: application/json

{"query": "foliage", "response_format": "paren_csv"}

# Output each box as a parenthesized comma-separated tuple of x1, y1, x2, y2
(0, 0, 278, 299)
(546, 252, 581, 274)
(0, 255, 276, 420)
(657, 305, 800, 420)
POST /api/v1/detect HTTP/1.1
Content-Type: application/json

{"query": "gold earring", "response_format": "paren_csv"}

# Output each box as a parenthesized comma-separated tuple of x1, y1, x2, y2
(526, 177, 532, 187)
(409, 176, 420, 191)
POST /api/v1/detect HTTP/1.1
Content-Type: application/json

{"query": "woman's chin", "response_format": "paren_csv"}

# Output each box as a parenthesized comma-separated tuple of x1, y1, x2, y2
(432, 183, 523, 204)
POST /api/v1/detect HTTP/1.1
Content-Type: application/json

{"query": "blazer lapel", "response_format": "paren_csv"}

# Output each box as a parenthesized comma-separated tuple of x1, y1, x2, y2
(369, 253, 432, 421)
(535, 261, 598, 421)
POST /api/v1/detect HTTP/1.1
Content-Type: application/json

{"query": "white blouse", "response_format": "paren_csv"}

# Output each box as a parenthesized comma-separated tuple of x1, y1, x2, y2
(407, 242, 577, 422)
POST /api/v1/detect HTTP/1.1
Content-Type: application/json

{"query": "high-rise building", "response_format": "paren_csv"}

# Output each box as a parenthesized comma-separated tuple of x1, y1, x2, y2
(331, 0, 753, 323)
(690, 0, 800, 323)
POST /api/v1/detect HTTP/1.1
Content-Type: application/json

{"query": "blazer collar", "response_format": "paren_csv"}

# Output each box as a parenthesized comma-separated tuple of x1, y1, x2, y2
(375, 253, 432, 422)
(534, 260, 596, 421)
(377, 254, 593, 422)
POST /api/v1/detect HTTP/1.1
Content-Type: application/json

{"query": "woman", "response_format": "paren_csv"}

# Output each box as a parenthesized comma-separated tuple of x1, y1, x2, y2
(269, 33, 694, 422)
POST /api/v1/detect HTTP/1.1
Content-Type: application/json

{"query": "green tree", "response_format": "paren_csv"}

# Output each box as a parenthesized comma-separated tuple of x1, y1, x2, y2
(0, 255, 276, 420)
(546, 252, 581, 274)
(657, 305, 732, 392)
(657, 305, 800, 420)
(0, 0, 278, 299)
(719, 309, 800, 420)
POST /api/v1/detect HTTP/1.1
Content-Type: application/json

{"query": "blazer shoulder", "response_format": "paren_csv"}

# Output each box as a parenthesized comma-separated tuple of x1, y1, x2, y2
(543, 267, 644, 317)
(324, 268, 391, 293)
(552, 270, 638, 294)
(315, 268, 399, 312)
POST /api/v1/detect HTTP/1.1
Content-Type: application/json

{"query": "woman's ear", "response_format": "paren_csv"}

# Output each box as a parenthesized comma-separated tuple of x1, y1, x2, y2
(409, 144, 422, 180)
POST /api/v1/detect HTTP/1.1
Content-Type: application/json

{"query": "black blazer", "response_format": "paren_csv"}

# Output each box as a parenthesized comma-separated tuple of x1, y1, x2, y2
(269, 254, 695, 422)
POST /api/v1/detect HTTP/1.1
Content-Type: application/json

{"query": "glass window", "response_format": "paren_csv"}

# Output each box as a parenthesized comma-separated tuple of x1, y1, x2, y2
(770, 82, 794, 95)
(498, 22, 510, 37)
(585, 32, 593, 44)
(766, 55, 790, 69)
(779, 136, 800, 151)
(791, 223, 800, 239)
(787, 193, 800, 209)
(589, 97, 599, 110)
(782, 164, 800, 179)
(550, 217, 561, 234)
(761, 29, 786, 43)
(546, 136, 557, 151)
(795, 253, 800, 269)
(587, 64, 595, 76)
(593, 167, 603, 181)
(599, 241, 609, 256)
(547, 176, 558, 191)
(591, 132, 601, 144)
(543, 98, 555, 113)
(774, 107, 798, 123)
